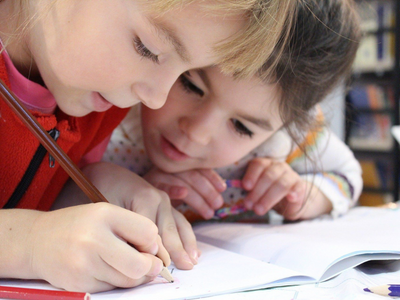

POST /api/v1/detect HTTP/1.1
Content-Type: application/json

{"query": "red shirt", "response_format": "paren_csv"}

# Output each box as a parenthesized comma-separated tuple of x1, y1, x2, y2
(0, 55, 129, 210)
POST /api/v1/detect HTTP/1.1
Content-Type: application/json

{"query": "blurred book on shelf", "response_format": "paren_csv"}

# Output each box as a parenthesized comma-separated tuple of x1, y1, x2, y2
(360, 160, 393, 189)
(347, 83, 394, 150)
(353, 0, 395, 73)
(359, 192, 393, 206)
(348, 114, 392, 150)
(348, 83, 394, 109)
(359, 159, 394, 206)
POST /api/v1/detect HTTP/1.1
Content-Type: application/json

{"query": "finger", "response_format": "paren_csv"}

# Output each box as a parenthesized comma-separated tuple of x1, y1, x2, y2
(129, 188, 167, 224)
(156, 183, 189, 199)
(155, 234, 171, 267)
(172, 208, 199, 264)
(244, 162, 286, 209)
(100, 203, 160, 254)
(286, 181, 307, 203)
(254, 170, 297, 215)
(96, 251, 158, 290)
(198, 169, 227, 192)
(277, 182, 308, 220)
(157, 201, 194, 270)
(242, 158, 273, 190)
(99, 230, 163, 281)
(177, 171, 223, 210)
(183, 189, 215, 219)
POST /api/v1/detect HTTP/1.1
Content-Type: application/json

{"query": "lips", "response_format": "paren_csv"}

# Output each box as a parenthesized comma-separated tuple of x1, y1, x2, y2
(160, 136, 190, 161)
(91, 92, 113, 112)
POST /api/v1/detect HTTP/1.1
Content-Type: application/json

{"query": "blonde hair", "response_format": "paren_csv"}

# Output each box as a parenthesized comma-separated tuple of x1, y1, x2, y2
(147, 0, 298, 79)
(9, 0, 296, 79)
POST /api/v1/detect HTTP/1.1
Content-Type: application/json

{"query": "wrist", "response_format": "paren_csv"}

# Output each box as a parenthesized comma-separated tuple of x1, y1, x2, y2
(0, 209, 44, 279)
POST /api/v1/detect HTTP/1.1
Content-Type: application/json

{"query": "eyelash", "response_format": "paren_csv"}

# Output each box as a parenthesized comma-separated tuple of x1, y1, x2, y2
(231, 119, 254, 138)
(133, 37, 159, 64)
(178, 74, 204, 96)
(179, 75, 254, 138)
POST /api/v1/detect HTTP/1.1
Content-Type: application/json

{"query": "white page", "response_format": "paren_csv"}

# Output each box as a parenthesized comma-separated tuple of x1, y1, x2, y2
(0, 242, 306, 300)
(194, 207, 400, 280)
(207, 260, 400, 300)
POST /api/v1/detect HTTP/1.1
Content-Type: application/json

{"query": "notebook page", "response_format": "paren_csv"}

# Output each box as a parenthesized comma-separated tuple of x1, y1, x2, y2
(194, 207, 400, 280)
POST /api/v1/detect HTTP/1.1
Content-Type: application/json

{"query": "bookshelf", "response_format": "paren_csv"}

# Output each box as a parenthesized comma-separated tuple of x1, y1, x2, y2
(345, 0, 400, 205)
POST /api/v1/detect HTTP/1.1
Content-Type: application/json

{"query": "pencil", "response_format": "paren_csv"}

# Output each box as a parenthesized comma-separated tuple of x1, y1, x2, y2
(0, 79, 108, 204)
(0, 285, 90, 300)
(0, 79, 173, 283)
(364, 284, 400, 297)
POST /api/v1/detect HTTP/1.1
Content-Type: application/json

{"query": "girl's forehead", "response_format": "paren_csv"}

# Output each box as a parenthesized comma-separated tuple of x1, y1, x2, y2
(204, 68, 283, 128)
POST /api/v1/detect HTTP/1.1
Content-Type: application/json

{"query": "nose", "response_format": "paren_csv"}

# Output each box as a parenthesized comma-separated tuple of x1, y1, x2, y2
(178, 112, 215, 146)
(132, 70, 180, 110)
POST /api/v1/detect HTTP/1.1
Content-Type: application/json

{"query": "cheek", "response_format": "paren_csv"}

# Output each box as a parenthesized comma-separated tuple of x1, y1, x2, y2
(207, 143, 250, 168)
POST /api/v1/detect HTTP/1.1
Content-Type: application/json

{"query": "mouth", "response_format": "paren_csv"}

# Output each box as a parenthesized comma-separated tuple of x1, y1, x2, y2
(91, 92, 113, 112)
(160, 135, 190, 161)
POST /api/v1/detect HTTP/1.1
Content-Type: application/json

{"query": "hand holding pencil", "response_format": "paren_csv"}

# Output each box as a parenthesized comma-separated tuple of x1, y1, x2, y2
(0, 79, 174, 293)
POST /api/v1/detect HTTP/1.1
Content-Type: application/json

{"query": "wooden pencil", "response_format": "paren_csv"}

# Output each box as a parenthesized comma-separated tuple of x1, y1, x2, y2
(0, 285, 90, 300)
(0, 79, 108, 203)
(0, 79, 173, 283)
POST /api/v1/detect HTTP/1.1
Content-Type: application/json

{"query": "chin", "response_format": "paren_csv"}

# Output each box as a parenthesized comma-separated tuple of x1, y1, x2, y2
(153, 160, 190, 174)
(56, 100, 91, 117)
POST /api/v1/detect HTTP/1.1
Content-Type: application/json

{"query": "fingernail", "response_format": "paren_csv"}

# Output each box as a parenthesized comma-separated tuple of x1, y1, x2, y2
(190, 250, 199, 264)
(205, 209, 214, 219)
(242, 179, 252, 190)
(244, 200, 253, 210)
(214, 196, 224, 208)
(254, 204, 264, 215)
(217, 180, 227, 191)
(149, 242, 159, 256)
(183, 253, 194, 267)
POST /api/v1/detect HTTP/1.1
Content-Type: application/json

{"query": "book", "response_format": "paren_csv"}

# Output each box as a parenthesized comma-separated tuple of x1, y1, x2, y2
(353, 0, 395, 72)
(1, 206, 399, 300)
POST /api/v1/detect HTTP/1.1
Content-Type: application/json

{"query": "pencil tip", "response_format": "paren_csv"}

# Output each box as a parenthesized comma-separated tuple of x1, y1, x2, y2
(159, 266, 174, 283)
(364, 288, 371, 293)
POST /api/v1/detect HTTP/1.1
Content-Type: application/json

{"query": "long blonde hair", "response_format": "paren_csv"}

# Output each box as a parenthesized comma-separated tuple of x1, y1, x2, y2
(9, 0, 297, 79)
(147, 0, 298, 79)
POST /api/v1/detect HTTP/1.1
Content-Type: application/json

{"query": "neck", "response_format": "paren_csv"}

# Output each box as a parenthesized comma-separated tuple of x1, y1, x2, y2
(0, 1, 41, 83)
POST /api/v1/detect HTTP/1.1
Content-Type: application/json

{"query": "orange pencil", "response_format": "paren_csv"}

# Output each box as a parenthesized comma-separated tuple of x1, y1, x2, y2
(0, 285, 90, 300)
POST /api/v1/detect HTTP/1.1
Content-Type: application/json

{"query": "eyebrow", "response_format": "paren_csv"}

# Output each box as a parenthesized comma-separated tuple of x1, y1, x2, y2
(195, 69, 274, 131)
(147, 17, 191, 63)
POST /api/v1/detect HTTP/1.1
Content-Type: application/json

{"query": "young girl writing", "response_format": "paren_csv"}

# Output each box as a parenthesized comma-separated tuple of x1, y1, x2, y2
(0, 0, 297, 293)
(103, 0, 362, 222)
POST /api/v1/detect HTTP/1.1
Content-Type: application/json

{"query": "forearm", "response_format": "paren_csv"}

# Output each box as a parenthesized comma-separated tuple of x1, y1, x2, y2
(53, 162, 137, 210)
(52, 178, 91, 210)
(82, 161, 140, 207)
(0, 209, 43, 279)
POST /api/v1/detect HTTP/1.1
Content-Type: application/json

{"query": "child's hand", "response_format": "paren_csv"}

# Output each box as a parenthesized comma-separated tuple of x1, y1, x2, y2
(144, 167, 226, 220)
(242, 157, 331, 220)
(84, 162, 199, 270)
(2, 205, 166, 293)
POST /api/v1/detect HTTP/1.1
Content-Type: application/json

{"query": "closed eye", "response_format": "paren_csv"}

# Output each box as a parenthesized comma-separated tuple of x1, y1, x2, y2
(231, 119, 254, 138)
(133, 37, 159, 64)
(178, 73, 204, 96)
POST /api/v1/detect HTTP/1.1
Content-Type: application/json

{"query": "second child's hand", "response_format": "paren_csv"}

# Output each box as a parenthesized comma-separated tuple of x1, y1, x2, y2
(144, 168, 226, 220)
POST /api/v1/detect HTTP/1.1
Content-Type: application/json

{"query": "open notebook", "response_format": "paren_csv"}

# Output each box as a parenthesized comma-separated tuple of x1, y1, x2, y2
(2, 206, 399, 300)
